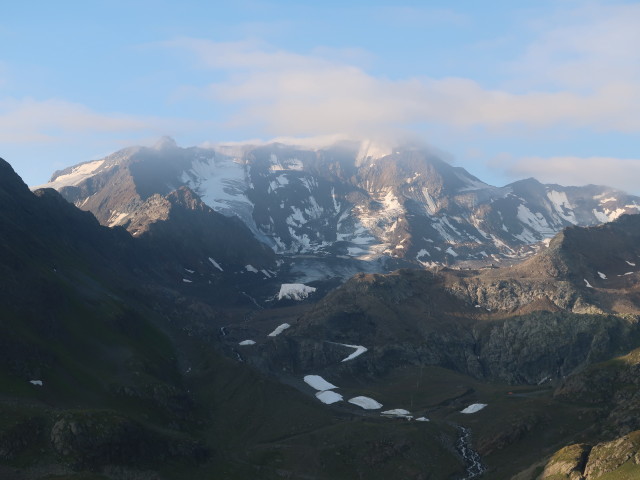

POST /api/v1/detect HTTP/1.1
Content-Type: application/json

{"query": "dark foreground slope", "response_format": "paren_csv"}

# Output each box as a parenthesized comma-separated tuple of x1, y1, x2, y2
(0, 158, 470, 479)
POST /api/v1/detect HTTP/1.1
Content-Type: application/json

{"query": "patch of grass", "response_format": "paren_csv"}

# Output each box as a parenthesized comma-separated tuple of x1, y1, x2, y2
(596, 461, 640, 480)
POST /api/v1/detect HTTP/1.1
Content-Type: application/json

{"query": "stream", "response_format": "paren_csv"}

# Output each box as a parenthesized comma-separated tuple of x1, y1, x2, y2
(456, 426, 485, 479)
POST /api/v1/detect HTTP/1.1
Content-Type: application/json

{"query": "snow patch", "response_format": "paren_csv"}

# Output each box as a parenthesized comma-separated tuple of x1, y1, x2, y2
(416, 249, 430, 259)
(245, 265, 259, 273)
(547, 190, 577, 224)
(348, 396, 382, 410)
(626, 261, 636, 267)
(268, 323, 290, 337)
(331, 187, 340, 212)
(269, 155, 303, 171)
(381, 409, 412, 419)
(516, 205, 555, 237)
(239, 340, 256, 346)
(415, 417, 430, 422)
(460, 403, 487, 414)
(304, 375, 338, 391)
(602, 204, 640, 221)
(182, 278, 192, 283)
(108, 211, 129, 227)
(316, 390, 343, 404)
(29, 380, 43, 386)
(592, 208, 609, 223)
(337, 343, 368, 362)
(422, 188, 438, 215)
(598, 271, 607, 279)
(38, 160, 105, 189)
(208, 258, 224, 271)
(278, 283, 317, 301)
(584, 279, 593, 288)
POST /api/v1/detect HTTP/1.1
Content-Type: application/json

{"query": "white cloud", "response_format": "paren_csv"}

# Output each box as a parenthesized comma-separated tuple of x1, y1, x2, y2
(511, 3, 640, 91)
(165, 32, 640, 138)
(163, 38, 339, 71)
(370, 6, 469, 27)
(496, 155, 640, 194)
(0, 97, 196, 144)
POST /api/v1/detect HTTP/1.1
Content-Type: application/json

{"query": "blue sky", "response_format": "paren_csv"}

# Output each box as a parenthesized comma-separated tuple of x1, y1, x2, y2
(2, 0, 640, 192)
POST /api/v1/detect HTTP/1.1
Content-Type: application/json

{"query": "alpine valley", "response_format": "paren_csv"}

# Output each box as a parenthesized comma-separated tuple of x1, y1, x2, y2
(3, 138, 640, 480)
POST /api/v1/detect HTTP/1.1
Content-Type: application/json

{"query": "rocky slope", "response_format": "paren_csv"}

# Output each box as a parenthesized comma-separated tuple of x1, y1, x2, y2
(540, 345, 640, 479)
(0, 158, 211, 474)
(38, 138, 640, 267)
(541, 431, 640, 480)
(122, 185, 280, 300)
(240, 214, 640, 386)
(447, 214, 640, 315)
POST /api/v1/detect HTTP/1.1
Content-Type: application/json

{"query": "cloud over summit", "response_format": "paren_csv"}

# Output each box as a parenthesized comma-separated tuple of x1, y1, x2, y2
(167, 4, 640, 139)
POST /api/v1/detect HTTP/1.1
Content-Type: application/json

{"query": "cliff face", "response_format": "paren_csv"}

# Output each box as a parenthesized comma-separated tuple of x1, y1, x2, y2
(542, 432, 640, 480)
(244, 270, 635, 385)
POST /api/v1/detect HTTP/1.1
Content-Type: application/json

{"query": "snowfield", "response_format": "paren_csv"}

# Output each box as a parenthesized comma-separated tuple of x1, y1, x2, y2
(37, 160, 106, 189)
(278, 283, 317, 300)
(304, 375, 338, 391)
(461, 403, 487, 414)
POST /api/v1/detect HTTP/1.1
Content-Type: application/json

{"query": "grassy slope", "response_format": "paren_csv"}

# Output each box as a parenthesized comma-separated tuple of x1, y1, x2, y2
(0, 255, 467, 479)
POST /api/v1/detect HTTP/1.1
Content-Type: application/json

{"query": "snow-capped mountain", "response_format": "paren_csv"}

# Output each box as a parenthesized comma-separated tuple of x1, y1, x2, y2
(39, 137, 640, 266)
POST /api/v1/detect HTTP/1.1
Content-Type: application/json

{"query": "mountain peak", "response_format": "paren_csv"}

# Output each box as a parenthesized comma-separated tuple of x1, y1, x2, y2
(153, 136, 178, 150)
(0, 157, 33, 200)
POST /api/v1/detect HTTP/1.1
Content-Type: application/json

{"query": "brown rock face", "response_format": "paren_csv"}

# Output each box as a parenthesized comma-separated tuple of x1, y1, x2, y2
(541, 444, 590, 479)
(583, 431, 640, 478)
(542, 432, 640, 480)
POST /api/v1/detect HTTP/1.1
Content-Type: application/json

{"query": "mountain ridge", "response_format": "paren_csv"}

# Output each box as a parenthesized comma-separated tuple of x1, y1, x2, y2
(37, 139, 640, 272)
